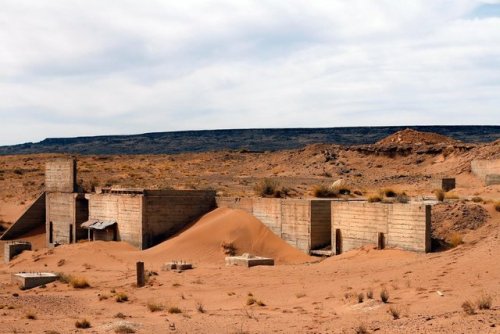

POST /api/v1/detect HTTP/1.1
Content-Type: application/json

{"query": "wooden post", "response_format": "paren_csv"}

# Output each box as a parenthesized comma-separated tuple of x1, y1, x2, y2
(136, 261, 145, 287)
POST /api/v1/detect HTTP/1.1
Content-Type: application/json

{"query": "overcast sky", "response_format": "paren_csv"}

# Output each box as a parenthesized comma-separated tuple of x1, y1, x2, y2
(1, 1, 499, 145)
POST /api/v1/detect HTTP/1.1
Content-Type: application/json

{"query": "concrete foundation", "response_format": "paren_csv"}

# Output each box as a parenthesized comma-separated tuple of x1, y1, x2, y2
(4, 241, 32, 263)
(12, 272, 58, 289)
(225, 254, 274, 267)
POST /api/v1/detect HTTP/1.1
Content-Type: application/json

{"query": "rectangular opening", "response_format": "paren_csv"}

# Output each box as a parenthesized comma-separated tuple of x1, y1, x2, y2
(49, 222, 53, 244)
(378, 232, 385, 250)
(69, 224, 73, 243)
(335, 229, 342, 255)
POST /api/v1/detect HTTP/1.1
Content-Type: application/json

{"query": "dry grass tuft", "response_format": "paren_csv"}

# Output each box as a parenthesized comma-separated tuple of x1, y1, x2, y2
(388, 306, 400, 319)
(147, 301, 164, 312)
(471, 196, 483, 203)
(477, 293, 493, 310)
(115, 292, 129, 303)
(434, 189, 445, 202)
(25, 312, 37, 320)
(312, 184, 338, 198)
(357, 292, 364, 303)
(382, 188, 397, 198)
(448, 232, 464, 248)
(254, 178, 286, 198)
(168, 306, 182, 314)
(221, 241, 237, 256)
(366, 288, 373, 299)
(115, 325, 135, 333)
(75, 319, 91, 329)
(462, 300, 476, 315)
(367, 195, 382, 203)
(354, 323, 369, 334)
(196, 301, 206, 313)
(70, 277, 90, 289)
(494, 201, 500, 212)
(246, 297, 257, 306)
(380, 288, 389, 303)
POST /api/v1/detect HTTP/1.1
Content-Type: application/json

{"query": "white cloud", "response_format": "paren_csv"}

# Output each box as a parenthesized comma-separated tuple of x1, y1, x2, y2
(0, 0, 499, 145)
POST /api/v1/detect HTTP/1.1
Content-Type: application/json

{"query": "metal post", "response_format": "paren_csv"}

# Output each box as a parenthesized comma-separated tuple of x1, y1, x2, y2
(136, 261, 145, 287)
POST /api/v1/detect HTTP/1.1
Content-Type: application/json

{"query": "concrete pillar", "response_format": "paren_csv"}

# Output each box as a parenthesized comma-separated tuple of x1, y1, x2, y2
(136, 261, 145, 287)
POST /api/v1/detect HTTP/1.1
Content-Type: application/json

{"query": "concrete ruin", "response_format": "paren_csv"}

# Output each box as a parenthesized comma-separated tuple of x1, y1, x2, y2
(225, 254, 275, 267)
(331, 201, 431, 253)
(11, 272, 58, 289)
(4, 241, 32, 263)
(471, 159, 500, 185)
(216, 197, 331, 253)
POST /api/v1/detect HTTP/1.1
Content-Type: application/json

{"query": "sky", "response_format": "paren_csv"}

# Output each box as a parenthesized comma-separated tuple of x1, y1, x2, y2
(0, 1, 499, 145)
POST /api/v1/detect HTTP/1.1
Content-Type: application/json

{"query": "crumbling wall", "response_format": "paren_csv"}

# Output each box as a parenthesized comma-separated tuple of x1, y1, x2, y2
(0, 193, 46, 241)
(471, 159, 500, 185)
(142, 190, 216, 249)
(45, 159, 76, 193)
(87, 193, 143, 248)
(331, 202, 430, 253)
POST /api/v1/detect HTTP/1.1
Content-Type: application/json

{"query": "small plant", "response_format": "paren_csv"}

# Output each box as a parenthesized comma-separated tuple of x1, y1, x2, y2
(382, 188, 397, 198)
(477, 293, 493, 310)
(57, 273, 71, 284)
(172, 282, 181, 287)
(388, 306, 400, 319)
(366, 288, 373, 299)
(448, 232, 463, 247)
(75, 319, 91, 329)
(168, 306, 182, 314)
(254, 178, 283, 198)
(380, 288, 389, 303)
(246, 297, 256, 306)
(70, 277, 90, 289)
(354, 323, 369, 334)
(494, 201, 500, 212)
(357, 292, 364, 303)
(115, 325, 135, 333)
(147, 302, 164, 312)
(471, 196, 483, 203)
(396, 192, 409, 203)
(115, 292, 129, 303)
(196, 301, 205, 313)
(25, 312, 37, 320)
(367, 195, 382, 203)
(312, 184, 337, 198)
(114, 312, 126, 319)
(256, 300, 266, 307)
(434, 189, 445, 202)
(98, 294, 109, 301)
(221, 241, 237, 256)
(462, 300, 476, 315)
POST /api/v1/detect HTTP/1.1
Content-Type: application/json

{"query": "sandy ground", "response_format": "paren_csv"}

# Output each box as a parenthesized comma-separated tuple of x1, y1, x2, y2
(0, 130, 498, 333)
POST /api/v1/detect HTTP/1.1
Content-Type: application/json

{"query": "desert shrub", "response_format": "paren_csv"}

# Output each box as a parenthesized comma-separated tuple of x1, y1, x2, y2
(367, 195, 382, 203)
(246, 297, 256, 306)
(221, 241, 236, 256)
(115, 325, 135, 333)
(477, 293, 493, 310)
(254, 178, 282, 198)
(70, 277, 90, 289)
(114, 312, 126, 319)
(380, 288, 389, 303)
(494, 201, 500, 212)
(396, 192, 409, 203)
(388, 306, 400, 320)
(462, 300, 476, 315)
(115, 292, 128, 303)
(448, 233, 463, 247)
(147, 302, 164, 312)
(471, 197, 483, 203)
(312, 184, 337, 198)
(366, 288, 373, 299)
(25, 312, 37, 320)
(256, 300, 266, 306)
(168, 306, 182, 314)
(75, 319, 91, 329)
(354, 324, 369, 334)
(382, 188, 397, 198)
(357, 292, 364, 303)
(434, 189, 445, 201)
(353, 190, 363, 196)
(196, 301, 205, 313)
(57, 273, 71, 284)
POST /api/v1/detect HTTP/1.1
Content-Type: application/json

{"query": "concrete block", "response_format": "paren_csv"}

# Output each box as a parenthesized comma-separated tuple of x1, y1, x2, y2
(225, 253, 274, 267)
(4, 241, 32, 263)
(11, 272, 58, 289)
(162, 261, 193, 272)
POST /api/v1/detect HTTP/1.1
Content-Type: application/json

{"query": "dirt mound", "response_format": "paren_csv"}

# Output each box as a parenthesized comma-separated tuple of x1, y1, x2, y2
(376, 129, 457, 146)
(431, 202, 490, 239)
(143, 208, 314, 265)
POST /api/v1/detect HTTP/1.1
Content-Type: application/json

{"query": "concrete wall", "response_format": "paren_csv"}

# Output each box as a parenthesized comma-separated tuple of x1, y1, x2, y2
(331, 202, 431, 253)
(46, 193, 87, 245)
(471, 159, 500, 185)
(142, 190, 216, 249)
(86, 193, 143, 248)
(0, 193, 46, 240)
(216, 197, 332, 253)
(4, 242, 32, 263)
(45, 159, 76, 193)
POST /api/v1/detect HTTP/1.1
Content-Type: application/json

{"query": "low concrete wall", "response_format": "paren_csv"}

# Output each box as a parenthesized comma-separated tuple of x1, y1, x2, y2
(471, 159, 500, 185)
(331, 202, 431, 253)
(0, 193, 46, 241)
(4, 241, 32, 263)
(216, 197, 332, 253)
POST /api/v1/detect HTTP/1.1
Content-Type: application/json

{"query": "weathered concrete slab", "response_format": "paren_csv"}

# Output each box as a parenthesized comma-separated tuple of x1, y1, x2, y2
(12, 272, 58, 289)
(162, 261, 193, 272)
(225, 254, 274, 267)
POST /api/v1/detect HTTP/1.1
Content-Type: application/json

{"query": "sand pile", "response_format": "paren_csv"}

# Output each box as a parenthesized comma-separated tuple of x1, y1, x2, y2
(376, 129, 457, 146)
(143, 208, 313, 265)
(431, 202, 490, 240)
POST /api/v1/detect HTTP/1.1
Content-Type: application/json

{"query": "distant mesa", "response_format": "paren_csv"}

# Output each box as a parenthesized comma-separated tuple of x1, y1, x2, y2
(376, 128, 458, 146)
